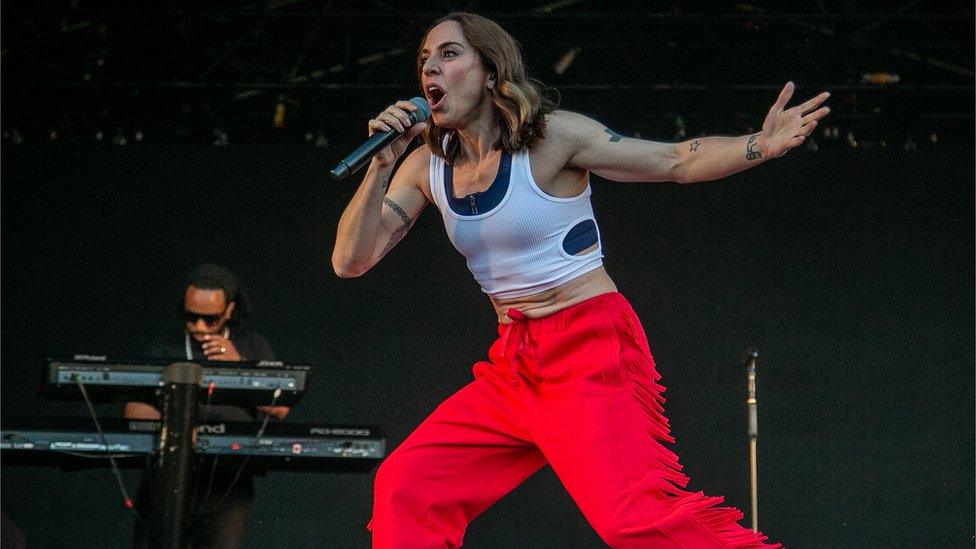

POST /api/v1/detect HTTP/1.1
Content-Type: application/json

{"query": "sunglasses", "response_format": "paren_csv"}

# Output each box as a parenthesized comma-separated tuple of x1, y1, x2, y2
(182, 309, 226, 326)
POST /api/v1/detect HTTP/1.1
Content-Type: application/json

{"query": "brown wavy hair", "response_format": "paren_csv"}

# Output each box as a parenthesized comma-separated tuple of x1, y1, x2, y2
(417, 12, 557, 162)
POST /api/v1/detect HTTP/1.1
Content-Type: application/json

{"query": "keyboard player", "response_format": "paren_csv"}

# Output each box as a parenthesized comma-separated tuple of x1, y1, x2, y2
(125, 263, 288, 549)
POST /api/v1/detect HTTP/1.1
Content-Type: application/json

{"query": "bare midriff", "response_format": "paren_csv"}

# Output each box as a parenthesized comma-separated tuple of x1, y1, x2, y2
(489, 266, 618, 324)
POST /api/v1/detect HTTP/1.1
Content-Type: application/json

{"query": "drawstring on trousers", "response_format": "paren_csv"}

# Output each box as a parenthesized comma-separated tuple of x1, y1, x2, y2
(502, 308, 529, 387)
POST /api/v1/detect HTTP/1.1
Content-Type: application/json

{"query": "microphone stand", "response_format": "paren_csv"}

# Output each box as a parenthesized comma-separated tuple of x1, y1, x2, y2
(149, 362, 202, 549)
(745, 348, 759, 533)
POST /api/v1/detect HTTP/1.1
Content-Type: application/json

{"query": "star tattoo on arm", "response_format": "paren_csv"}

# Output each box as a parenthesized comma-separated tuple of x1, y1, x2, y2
(604, 128, 624, 142)
(689, 140, 701, 152)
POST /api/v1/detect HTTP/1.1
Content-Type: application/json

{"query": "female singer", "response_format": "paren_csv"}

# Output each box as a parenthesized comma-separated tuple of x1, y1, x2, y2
(334, 11, 828, 548)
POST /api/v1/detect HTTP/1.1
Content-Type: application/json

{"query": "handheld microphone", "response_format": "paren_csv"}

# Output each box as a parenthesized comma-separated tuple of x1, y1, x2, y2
(330, 97, 431, 181)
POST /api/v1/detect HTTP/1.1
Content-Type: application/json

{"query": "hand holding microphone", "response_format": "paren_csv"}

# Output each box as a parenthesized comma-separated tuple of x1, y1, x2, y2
(330, 97, 430, 181)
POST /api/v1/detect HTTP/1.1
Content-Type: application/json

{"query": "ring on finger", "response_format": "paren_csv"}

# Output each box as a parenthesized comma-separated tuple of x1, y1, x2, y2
(220, 346, 227, 353)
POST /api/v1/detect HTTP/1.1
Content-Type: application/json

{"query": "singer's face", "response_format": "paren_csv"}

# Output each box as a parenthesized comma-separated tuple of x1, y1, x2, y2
(182, 286, 234, 342)
(419, 21, 492, 128)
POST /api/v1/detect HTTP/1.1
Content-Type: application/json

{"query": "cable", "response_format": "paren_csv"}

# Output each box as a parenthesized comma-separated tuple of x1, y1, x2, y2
(189, 381, 217, 512)
(195, 453, 221, 512)
(252, 388, 281, 442)
(202, 380, 216, 420)
(211, 388, 282, 512)
(74, 376, 143, 522)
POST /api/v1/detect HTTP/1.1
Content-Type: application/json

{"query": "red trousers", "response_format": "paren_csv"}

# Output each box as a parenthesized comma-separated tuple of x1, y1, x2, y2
(370, 293, 778, 548)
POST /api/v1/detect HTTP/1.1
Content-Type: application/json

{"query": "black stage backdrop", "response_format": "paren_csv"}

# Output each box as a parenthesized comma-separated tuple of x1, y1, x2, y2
(1, 141, 973, 548)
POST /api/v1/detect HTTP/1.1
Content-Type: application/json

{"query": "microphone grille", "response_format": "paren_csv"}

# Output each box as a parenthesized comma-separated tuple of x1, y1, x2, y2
(408, 97, 431, 123)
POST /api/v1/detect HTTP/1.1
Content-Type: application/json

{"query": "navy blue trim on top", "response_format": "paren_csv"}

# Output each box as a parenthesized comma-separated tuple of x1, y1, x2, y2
(445, 151, 511, 216)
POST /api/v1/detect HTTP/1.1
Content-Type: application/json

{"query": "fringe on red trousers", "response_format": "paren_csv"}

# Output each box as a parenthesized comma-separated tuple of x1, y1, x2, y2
(369, 292, 780, 548)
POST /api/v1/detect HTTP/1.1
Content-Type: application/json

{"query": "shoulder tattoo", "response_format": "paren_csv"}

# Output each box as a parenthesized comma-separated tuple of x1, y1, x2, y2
(604, 128, 624, 142)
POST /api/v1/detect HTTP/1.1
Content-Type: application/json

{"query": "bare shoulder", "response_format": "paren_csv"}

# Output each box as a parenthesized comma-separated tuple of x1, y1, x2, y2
(523, 111, 593, 195)
(546, 110, 606, 139)
(531, 110, 599, 166)
(547, 109, 597, 127)
(538, 110, 608, 155)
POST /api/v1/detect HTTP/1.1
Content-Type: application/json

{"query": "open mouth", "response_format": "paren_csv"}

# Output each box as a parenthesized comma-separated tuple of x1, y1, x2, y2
(425, 84, 446, 110)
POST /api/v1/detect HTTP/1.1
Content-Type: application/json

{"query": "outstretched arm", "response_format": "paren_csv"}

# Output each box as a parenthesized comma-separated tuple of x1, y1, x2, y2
(562, 82, 829, 183)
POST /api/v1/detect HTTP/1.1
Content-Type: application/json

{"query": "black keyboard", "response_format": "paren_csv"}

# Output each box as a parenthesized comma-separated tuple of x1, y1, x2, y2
(43, 355, 311, 406)
(1, 417, 384, 470)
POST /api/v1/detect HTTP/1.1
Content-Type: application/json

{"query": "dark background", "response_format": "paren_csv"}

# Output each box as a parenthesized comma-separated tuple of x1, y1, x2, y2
(2, 1, 974, 548)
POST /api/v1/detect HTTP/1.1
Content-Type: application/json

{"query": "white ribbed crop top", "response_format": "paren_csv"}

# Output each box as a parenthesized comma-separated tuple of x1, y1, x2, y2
(428, 146, 604, 299)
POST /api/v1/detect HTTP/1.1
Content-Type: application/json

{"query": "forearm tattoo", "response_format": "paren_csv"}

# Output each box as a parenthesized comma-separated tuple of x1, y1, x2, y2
(689, 140, 701, 152)
(746, 133, 763, 161)
(381, 173, 392, 191)
(381, 197, 413, 255)
(604, 128, 623, 142)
